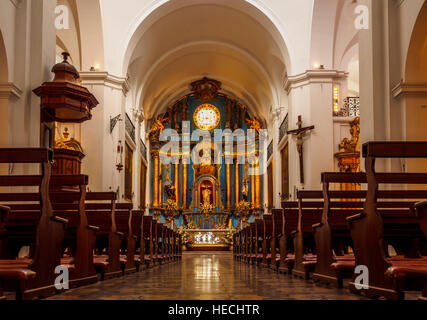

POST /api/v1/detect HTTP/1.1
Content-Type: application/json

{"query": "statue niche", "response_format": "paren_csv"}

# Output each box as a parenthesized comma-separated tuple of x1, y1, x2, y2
(200, 180, 214, 207)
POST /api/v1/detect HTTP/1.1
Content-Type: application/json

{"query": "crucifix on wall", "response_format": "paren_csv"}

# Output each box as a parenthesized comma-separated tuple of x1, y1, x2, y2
(287, 115, 315, 184)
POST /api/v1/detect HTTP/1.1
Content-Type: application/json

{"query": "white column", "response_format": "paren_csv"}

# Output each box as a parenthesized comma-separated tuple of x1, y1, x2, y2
(80, 72, 129, 194)
(285, 70, 347, 190)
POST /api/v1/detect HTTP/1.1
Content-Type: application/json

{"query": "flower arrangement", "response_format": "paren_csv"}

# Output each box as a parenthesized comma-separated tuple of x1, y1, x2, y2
(180, 230, 194, 246)
(200, 202, 215, 216)
(235, 200, 251, 222)
(221, 230, 234, 246)
(178, 222, 199, 247)
(163, 198, 179, 222)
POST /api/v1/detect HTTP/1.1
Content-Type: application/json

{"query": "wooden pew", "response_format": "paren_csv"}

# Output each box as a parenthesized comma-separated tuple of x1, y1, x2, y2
(272, 209, 290, 274)
(311, 173, 365, 287)
(49, 175, 99, 288)
(156, 223, 165, 265)
(254, 219, 264, 265)
(348, 142, 427, 300)
(152, 220, 159, 266)
(278, 202, 300, 274)
(0, 205, 9, 299)
(85, 192, 123, 280)
(176, 231, 182, 260)
(116, 203, 137, 274)
(248, 223, 257, 265)
(312, 172, 427, 288)
(130, 210, 145, 271)
(288, 192, 323, 279)
(242, 225, 249, 263)
(0, 148, 67, 300)
(142, 215, 154, 268)
(262, 215, 273, 268)
(272, 209, 285, 272)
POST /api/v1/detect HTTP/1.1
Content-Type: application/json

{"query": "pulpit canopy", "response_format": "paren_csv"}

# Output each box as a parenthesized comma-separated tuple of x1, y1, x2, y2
(33, 52, 99, 123)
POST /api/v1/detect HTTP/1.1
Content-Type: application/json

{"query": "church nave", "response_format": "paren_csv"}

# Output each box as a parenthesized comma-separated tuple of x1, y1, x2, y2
(46, 252, 374, 301)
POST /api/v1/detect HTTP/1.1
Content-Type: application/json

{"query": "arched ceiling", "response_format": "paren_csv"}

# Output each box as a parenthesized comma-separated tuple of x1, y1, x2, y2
(125, 1, 289, 121)
(0, 30, 8, 82)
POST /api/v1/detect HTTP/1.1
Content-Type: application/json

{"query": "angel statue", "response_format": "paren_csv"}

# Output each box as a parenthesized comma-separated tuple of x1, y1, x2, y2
(147, 114, 170, 141)
(244, 115, 261, 134)
(164, 182, 176, 201)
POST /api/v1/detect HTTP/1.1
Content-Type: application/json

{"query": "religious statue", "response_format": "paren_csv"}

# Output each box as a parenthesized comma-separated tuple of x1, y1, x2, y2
(287, 115, 315, 184)
(335, 117, 361, 178)
(147, 113, 169, 141)
(202, 187, 212, 206)
(241, 178, 249, 202)
(164, 182, 176, 202)
(244, 114, 261, 133)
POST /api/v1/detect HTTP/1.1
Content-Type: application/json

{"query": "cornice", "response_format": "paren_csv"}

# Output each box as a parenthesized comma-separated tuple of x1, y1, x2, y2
(0, 82, 23, 99)
(284, 69, 348, 93)
(391, 82, 427, 98)
(79, 71, 130, 96)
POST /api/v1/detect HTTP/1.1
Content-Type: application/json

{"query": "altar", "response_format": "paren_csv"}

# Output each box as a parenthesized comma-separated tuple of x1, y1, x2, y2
(183, 229, 232, 251)
(182, 213, 232, 251)
(147, 78, 265, 246)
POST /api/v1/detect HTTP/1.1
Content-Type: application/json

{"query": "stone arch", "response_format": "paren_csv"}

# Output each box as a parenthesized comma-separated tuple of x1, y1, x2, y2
(403, 1, 427, 174)
(122, 0, 292, 122)
(0, 30, 7, 82)
(0, 29, 9, 148)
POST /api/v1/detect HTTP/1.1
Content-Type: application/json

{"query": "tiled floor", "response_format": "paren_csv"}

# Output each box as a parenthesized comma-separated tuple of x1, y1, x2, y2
(46, 252, 394, 300)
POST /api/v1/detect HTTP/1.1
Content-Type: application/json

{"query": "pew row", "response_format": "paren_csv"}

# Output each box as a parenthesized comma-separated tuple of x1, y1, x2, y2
(0, 148, 67, 300)
(348, 142, 427, 300)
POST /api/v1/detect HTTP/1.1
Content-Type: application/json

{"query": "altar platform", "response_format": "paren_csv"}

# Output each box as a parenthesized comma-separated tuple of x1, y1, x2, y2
(182, 228, 232, 251)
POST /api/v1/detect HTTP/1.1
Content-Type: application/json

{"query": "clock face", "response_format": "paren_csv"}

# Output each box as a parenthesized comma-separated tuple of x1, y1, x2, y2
(194, 104, 220, 131)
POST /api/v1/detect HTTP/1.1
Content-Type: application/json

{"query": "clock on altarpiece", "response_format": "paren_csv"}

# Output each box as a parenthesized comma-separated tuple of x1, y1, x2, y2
(193, 104, 220, 131)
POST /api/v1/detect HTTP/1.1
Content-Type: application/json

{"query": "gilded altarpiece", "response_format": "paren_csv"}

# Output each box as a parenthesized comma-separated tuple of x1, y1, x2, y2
(147, 78, 264, 248)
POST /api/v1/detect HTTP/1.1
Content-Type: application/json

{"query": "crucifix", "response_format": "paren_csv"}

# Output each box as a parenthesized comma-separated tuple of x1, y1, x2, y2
(287, 115, 315, 184)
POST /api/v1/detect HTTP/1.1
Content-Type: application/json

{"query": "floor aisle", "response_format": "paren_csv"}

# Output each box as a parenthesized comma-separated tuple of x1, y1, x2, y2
(47, 252, 382, 300)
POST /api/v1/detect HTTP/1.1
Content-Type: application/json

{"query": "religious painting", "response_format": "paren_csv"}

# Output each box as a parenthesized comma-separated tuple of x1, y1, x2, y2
(267, 161, 274, 212)
(124, 142, 133, 202)
(193, 104, 221, 131)
(140, 160, 147, 209)
(281, 144, 290, 200)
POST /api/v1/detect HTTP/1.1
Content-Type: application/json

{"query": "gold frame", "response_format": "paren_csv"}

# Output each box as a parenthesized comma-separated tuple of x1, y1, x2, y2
(193, 104, 221, 131)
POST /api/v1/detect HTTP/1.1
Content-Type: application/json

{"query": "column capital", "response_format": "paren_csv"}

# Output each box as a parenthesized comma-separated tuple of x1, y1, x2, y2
(284, 69, 348, 94)
(79, 71, 130, 96)
(132, 108, 145, 124)
(0, 82, 22, 99)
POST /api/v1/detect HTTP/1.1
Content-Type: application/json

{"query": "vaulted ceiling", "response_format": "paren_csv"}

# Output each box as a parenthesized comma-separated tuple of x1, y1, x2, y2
(126, 1, 289, 121)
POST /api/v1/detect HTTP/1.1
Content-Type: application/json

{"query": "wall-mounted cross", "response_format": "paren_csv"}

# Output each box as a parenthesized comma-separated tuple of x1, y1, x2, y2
(287, 115, 315, 184)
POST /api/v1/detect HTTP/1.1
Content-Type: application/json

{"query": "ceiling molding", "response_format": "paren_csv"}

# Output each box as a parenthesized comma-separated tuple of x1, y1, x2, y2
(0, 82, 23, 99)
(9, 0, 21, 9)
(392, 82, 427, 98)
(284, 69, 348, 94)
(80, 72, 130, 96)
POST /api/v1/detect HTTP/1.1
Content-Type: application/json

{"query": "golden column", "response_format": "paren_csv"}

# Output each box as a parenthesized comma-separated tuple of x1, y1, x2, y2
(235, 162, 240, 205)
(152, 151, 159, 208)
(174, 163, 179, 206)
(226, 163, 232, 210)
(255, 160, 261, 208)
(158, 161, 163, 206)
(251, 169, 255, 208)
(182, 162, 188, 209)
